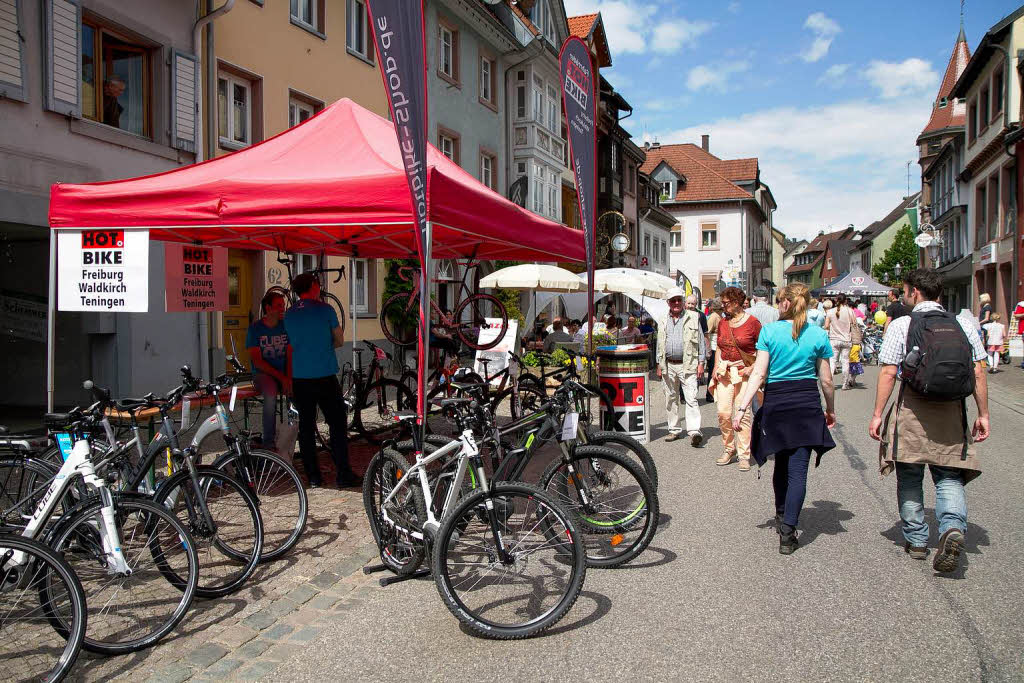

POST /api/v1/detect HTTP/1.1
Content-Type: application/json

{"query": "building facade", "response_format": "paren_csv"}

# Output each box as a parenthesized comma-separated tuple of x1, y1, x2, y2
(923, 132, 972, 312)
(638, 172, 674, 276)
(784, 227, 854, 290)
(848, 193, 919, 276)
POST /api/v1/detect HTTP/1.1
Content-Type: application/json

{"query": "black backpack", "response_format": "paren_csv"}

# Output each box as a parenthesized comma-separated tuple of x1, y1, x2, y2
(900, 309, 976, 401)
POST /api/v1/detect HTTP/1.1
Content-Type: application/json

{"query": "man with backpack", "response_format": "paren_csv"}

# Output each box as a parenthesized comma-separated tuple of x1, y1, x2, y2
(869, 269, 990, 574)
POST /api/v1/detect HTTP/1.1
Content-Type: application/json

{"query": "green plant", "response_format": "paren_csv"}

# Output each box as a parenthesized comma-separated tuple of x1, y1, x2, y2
(494, 288, 525, 329)
(521, 351, 541, 367)
(382, 258, 418, 332)
(592, 331, 617, 347)
(549, 348, 571, 366)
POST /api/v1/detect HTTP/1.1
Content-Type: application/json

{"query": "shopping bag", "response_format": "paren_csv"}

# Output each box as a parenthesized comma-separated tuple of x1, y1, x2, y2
(276, 413, 300, 458)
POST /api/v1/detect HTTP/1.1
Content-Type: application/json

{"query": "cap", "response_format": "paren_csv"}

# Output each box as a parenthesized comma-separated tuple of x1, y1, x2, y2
(753, 286, 769, 298)
(666, 286, 685, 300)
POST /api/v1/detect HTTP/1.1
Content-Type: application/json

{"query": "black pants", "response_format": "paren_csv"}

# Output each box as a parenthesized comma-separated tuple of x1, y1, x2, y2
(292, 375, 350, 484)
(772, 446, 812, 527)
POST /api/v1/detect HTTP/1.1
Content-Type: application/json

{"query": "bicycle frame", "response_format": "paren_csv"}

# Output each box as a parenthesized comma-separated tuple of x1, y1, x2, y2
(9, 438, 130, 574)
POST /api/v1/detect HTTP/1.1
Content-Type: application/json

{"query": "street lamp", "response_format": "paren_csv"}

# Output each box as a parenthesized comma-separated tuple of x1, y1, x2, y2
(894, 262, 902, 280)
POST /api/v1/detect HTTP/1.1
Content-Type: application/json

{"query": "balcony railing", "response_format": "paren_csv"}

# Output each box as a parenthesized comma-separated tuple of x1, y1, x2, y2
(750, 248, 769, 267)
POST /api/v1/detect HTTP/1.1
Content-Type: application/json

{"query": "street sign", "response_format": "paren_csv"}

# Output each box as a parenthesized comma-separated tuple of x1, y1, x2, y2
(914, 232, 934, 248)
(58, 229, 149, 312)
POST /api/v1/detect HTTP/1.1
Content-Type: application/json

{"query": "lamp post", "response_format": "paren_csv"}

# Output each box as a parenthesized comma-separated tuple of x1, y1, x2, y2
(894, 262, 902, 281)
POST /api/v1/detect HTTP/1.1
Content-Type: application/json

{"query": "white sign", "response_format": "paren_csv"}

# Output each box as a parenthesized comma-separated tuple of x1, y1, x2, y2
(473, 317, 519, 384)
(0, 291, 47, 342)
(58, 229, 149, 312)
(978, 243, 997, 266)
(914, 232, 934, 248)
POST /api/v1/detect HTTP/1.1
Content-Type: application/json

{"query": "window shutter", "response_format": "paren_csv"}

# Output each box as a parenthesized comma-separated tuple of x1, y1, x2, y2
(0, 0, 27, 102)
(171, 50, 198, 152)
(43, 0, 80, 116)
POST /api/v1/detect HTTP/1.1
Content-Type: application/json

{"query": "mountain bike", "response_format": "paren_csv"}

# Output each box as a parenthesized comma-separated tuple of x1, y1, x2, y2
(363, 401, 586, 639)
(339, 341, 415, 442)
(0, 532, 87, 682)
(265, 250, 347, 333)
(379, 261, 508, 350)
(0, 411, 200, 655)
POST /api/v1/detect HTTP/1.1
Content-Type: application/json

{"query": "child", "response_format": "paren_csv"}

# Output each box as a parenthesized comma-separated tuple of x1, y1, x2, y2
(982, 313, 1006, 373)
(848, 343, 864, 387)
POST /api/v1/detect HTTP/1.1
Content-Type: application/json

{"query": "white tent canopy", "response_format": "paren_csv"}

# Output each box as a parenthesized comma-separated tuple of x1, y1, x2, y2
(820, 264, 890, 296)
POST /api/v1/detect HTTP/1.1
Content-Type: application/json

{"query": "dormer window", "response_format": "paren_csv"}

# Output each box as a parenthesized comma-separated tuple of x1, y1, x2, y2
(661, 181, 673, 199)
(939, 97, 948, 108)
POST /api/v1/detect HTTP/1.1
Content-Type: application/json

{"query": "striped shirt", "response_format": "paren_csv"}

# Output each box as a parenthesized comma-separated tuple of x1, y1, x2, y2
(664, 312, 707, 360)
(877, 301, 986, 366)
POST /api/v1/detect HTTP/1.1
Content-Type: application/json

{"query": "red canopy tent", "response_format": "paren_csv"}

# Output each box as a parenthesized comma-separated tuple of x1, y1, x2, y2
(49, 97, 585, 263)
(45, 97, 584, 410)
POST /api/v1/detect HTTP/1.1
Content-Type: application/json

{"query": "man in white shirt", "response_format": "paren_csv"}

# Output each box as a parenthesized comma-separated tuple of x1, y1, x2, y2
(656, 288, 706, 446)
(747, 286, 779, 326)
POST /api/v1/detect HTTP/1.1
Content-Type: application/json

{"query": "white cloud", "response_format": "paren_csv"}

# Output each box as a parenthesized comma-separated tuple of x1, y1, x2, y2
(817, 63, 850, 86)
(863, 58, 939, 98)
(801, 12, 840, 63)
(563, 0, 711, 55)
(643, 95, 693, 112)
(644, 98, 932, 239)
(686, 61, 750, 92)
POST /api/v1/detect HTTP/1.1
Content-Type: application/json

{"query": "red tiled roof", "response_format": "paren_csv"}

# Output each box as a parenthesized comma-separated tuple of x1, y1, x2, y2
(509, 2, 541, 37)
(920, 31, 971, 136)
(785, 252, 824, 275)
(804, 226, 854, 254)
(639, 144, 759, 202)
(568, 13, 598, 38)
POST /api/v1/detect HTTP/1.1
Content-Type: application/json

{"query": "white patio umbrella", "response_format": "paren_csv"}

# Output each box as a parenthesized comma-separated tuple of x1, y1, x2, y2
(479, 263, 582, 291)
(601, 267, 676, 295)
(579, 270, 668, 299)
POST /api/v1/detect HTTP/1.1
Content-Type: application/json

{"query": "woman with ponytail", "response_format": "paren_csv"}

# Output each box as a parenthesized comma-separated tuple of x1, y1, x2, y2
(733, 283, 837, 555)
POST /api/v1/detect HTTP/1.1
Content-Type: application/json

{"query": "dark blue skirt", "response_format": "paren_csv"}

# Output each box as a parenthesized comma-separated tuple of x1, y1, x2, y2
(751, 379, 835, 467)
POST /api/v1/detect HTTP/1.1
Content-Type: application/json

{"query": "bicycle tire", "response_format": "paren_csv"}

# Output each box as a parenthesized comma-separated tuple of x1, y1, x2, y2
(362, 448, 427, 576)
(351, 379, 415, 442)
(211, 449, 307, 561)
(380, 293, 418, 347)
(432, 481, 586, 639)
(453, 293, 508, 351)
(152, 466, 263, 599)
(581, 430, 659, 490)
(48, 496, 199, 655)
(491, 383, 546, 423)
(0, 457, 64, 531)
(0, 533, 87, 683)
(538, 446, 658, 569)
(321, 290, 347, 334)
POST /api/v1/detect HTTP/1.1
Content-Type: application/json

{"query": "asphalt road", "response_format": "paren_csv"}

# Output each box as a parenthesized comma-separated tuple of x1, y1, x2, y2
(274, 365, 1024, 682)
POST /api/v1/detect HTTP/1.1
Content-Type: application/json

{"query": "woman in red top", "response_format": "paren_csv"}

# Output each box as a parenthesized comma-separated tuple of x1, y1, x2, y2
(709, 287, 762, 470)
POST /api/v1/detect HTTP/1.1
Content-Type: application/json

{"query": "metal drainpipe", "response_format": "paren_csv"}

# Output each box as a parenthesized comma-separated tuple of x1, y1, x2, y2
(191, 0, 234, 381)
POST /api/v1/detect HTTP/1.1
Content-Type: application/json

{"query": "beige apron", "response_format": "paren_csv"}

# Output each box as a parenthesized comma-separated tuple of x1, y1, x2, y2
(878, 384, 981, 484)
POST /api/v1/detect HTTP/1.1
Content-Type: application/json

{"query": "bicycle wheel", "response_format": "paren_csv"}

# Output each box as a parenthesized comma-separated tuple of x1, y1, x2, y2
(351, 379, 415, 441)
(539, 446, 658, 568)
(380, 293, 418, 347)
(0, 534, 87, 683)
(212, 449, 307, 561)
(581, 430, 659, 490)
(453, 293, 508, 351)
(321, 290, 347, 334)
(432, 482, 586, 639)
(152, 467, 263, 599)
(362, 448, 427, 576)
(48, 496, 199, 655)
(490, 383, 546, 423)
(0, 457, 61, 531)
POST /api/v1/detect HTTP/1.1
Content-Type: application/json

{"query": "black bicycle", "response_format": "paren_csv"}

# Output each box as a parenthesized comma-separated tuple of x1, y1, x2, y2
(340, 341, 415, 442)
(266, 250, 347, 333)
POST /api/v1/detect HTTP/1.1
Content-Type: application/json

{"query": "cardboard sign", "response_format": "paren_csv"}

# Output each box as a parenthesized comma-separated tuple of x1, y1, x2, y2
(58, 229, 149, 312)
(164, 244, 228, 312)
(600, 372, 649, 444)
(474, 317, 519, 384)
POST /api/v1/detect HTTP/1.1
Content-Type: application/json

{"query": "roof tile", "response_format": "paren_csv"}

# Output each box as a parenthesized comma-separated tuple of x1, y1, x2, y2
(921, 32, 971, 136)
(639, 144, 758, 202)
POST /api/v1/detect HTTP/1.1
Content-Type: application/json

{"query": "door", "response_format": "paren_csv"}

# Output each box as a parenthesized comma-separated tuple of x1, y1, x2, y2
(224, 251, 254, 369)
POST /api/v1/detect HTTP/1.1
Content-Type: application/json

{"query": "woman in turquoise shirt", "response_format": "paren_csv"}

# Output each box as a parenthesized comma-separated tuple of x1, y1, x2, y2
(734, 282, 836, 555)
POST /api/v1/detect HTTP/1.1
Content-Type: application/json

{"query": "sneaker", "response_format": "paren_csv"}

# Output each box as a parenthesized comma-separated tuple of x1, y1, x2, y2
(716, 453, 738, 466)
(665, 433, 682, 442)
(779, 524, 798, 555)
(738, 459, 751, 472)
(933, 528, 965, 573)
(904, 543, 929, 560)
(690, 432, 704, 447)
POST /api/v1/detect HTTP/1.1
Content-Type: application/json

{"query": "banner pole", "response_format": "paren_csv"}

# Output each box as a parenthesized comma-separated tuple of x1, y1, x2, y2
(47, 230, 57, 412)
(419, 222, 432, 443)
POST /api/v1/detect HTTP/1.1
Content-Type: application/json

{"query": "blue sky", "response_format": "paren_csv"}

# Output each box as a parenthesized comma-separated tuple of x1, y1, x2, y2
(562, 0, 1020, 240)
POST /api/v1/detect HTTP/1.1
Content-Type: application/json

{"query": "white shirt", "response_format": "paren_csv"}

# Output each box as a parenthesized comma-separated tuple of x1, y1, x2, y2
(878, 301, 987, 365)
(982, 322, 1005, 347)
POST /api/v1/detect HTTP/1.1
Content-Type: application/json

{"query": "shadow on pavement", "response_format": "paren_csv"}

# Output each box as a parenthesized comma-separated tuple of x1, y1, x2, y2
(879, 512, 989, 579)
(535, 590, 613, 637)
(604, 545, 678, 571)
(754, 500, 854, 547)
(654, 512, 672, 534)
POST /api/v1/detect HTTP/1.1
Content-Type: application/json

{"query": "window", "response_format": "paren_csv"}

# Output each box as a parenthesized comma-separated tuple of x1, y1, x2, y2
(661, 241, 667, 264)
(975, 184, 987, 244)
(288, 91, 321, 127)
(516, 84, 526, 118)
(671, 226, 682, 250)
(1002, 165, 1015, 235)
(532, 161, 544, 214)
(548, 170, 558, 220)
(987, 174, 999, 242)
(980, 85, 990, 130)
(700, 223, 718, 250)
(992, 67, 1004, 120)
(827, 257, 833, 270)
(438, 128, 459, 163)
(968, 99, 977, 143)
(644, 234, 651, 257)
(939, 96, 948, 108)
(353, 259, 369, 314)
(438, 19, 459, 83)
(533, 75, 544, 122)
(81, 18, 152, 137)
(346, 0, 374, 61)
(218, 73, 252, 147)
(610, 141, 618, 174)
(661, 181, 673, 199)
(479, 54, 495, 106)
(530, 0, 555, 44)
(290, 0, 323, 34)
(479, 151, 496, 190)
(546, 84, 558, 133)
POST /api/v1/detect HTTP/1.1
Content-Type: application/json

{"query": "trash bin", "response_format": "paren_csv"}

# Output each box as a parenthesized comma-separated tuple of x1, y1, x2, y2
(595, 345, 650, 444)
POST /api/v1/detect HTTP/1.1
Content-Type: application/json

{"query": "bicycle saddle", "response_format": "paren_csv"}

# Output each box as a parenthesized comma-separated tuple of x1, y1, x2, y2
(43, 413, 73, 429)
(430, 397, 471, 409)
(449, 380, 486, 394)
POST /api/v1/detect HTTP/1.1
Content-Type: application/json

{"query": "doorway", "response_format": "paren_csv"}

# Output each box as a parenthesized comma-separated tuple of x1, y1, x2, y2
(224, 250, 256, 368)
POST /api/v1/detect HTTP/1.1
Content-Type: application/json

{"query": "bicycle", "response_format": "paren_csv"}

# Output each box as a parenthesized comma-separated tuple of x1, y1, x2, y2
(379, 261, 508, 351)
(266, 250, 347, 333)
(0, 411, 200, 655)
(363, 400, 587, 639)
(0, 532, 87, 683)
(339, 341, 415, 442)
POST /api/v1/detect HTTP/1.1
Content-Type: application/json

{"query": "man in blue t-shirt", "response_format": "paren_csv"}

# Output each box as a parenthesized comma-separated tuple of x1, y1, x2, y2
(284, 273, 356, 488)
(246, 291, 292, 449)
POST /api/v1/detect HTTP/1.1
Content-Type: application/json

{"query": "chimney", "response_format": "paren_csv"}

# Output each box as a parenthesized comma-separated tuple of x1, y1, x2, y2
(643, 141, 650, 151)
(701, 134, 709, 152)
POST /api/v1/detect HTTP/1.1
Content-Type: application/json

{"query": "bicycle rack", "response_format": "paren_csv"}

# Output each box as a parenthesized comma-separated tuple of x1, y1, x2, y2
(362, 563, 431, 587)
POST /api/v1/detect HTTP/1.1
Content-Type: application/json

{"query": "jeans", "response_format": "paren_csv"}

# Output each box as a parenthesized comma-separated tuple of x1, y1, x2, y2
(773, 446, 812, 527)
(895, 463, 967, 547)
(292, 375, 350, 484)
(255, 373, 281, 447)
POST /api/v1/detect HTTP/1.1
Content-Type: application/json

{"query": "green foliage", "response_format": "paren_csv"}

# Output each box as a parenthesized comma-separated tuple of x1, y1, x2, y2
(521, 351, 541, 367)
(871, 225, 919, 286)
(592, 331, 617, 347)
(494, 288, 525, 329)
(549, 348, 571, 366)
(382, 259, 418, 332)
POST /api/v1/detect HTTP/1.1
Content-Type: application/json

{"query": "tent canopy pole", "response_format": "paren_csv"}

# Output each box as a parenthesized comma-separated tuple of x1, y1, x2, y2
(47, 230, 57, 412)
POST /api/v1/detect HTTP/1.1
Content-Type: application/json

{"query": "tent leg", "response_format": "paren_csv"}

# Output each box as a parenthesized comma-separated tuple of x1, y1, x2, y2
(47, 231, 57, 412)
(418, 222, 432, 444)
(350, 257, 357, 366)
